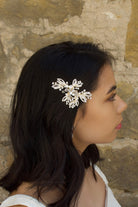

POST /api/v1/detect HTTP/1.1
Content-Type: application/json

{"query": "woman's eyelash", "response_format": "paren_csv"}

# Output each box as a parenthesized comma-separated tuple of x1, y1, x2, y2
(108, 93, 117, 101)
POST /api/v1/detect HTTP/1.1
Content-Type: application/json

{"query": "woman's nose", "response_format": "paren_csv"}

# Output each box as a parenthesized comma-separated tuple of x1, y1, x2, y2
(117, 96, 128, 114)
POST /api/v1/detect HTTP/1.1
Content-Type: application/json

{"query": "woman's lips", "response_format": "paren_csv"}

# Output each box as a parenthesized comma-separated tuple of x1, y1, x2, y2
(115, 123, 122, 129)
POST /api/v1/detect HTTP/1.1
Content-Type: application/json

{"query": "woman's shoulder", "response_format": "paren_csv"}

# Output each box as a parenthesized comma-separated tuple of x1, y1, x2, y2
(0, 194, 45, 207)
(1, 181, 63, 207)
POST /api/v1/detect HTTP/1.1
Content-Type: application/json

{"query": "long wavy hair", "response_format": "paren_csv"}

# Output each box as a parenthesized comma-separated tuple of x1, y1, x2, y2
(0, 41, 114, 207)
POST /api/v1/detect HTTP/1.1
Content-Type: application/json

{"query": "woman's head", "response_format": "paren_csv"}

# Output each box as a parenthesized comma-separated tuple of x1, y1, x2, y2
(12, 41, 114, 146)
(0, 41, 127, 207)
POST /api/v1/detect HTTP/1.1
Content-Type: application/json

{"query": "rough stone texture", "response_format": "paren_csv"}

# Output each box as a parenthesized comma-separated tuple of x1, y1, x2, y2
(0, 39, 7, 84)
(117, 82, 138, 139)
(112, 189, 138, 207)
(0, 143, 13, 174)
(125, 0, 138, 67)
(23, 32, 94, 52)
(119, 95, 138, 139)
(117, 81, 134, 101)
(0, 187, 9, 203)
(0, 109, 9, 138)
(0, 0, 138, 206)
(0, 143, 12, 203)
(97, 139, 138, 191)
(0, 0, 84, 26)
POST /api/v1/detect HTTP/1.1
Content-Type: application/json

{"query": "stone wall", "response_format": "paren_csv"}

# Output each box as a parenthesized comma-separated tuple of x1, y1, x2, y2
(0, 0, 138, 206)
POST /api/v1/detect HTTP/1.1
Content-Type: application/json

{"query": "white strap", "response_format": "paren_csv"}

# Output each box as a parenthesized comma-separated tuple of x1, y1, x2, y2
(106, 187, 121, 207)
(89, 162, 108, 185)
(0, 194, 45, 207)
(94, 165, 108, 185)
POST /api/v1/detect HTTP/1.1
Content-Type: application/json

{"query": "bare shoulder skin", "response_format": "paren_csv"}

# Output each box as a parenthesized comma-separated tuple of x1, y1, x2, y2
(10, 166, 106, 207)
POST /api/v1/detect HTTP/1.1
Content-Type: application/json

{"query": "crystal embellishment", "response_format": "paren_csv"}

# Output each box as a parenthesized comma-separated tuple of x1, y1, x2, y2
(51, 78, 92, 108)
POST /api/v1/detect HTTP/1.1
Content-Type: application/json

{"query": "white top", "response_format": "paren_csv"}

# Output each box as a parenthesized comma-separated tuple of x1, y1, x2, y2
(0, 165, 121, 207)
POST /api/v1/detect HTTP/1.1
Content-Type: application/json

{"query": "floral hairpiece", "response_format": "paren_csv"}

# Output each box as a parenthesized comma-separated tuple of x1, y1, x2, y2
(51, 78, 92, 108)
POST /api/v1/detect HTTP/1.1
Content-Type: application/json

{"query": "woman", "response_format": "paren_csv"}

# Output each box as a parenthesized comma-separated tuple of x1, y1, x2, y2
(0, 41, 127, 207)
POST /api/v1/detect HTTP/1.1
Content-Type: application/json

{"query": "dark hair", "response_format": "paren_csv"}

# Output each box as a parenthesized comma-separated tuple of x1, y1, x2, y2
(0, 41, 114, 207)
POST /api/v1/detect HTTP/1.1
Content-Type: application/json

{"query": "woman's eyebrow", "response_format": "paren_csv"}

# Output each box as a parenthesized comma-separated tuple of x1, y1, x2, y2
(106, 85, 117, 94)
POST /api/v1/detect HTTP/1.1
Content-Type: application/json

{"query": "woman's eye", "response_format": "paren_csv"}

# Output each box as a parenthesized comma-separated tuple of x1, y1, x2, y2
(108, 93, 117, 101)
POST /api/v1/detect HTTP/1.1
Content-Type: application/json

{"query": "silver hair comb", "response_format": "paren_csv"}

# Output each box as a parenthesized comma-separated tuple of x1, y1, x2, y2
(51, 78, 92, 108)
